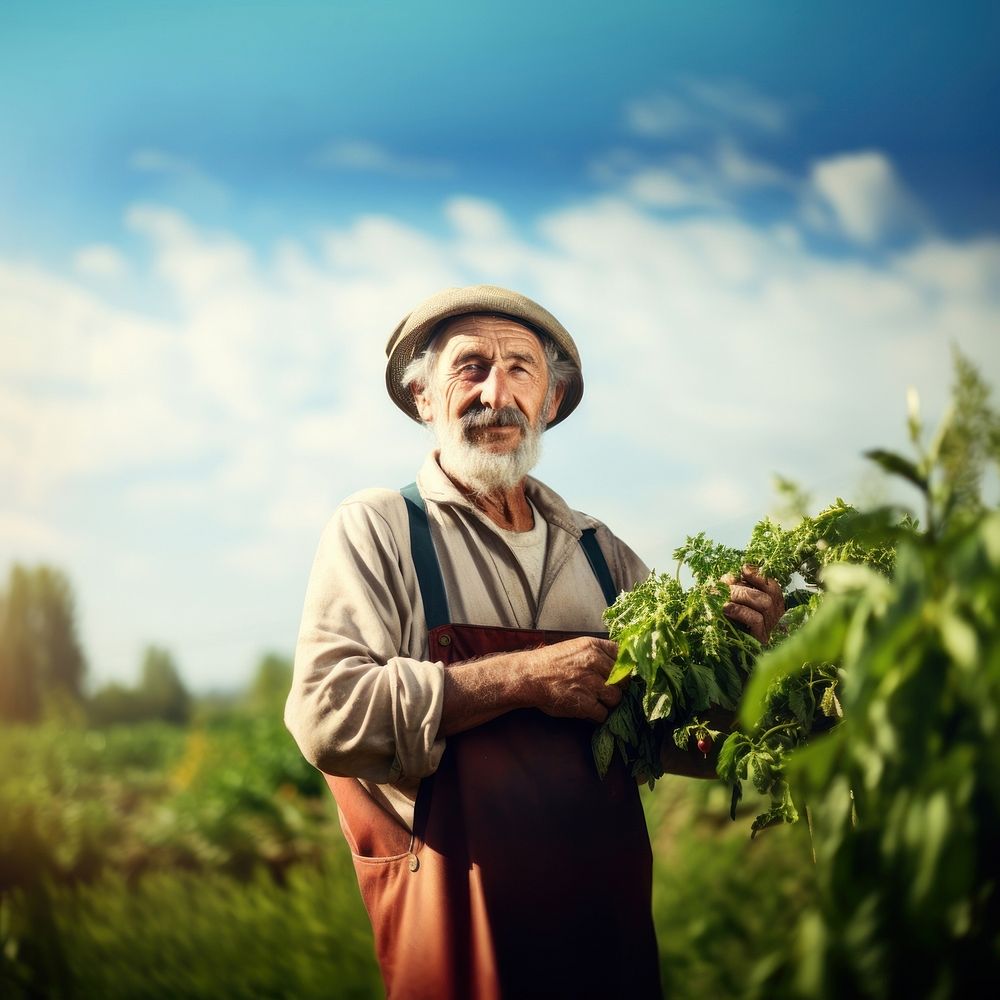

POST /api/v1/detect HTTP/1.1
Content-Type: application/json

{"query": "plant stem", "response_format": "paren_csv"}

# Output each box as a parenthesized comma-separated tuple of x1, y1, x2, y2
(804, 804, 817, 865)
(759, 721, 801, 743)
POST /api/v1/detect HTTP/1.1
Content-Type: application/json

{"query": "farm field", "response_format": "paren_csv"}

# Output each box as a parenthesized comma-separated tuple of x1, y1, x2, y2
(1, 715, 815, 999)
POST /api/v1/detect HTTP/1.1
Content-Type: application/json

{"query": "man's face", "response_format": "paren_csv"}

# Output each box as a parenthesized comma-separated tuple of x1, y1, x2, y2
(413, 315, 565, 492)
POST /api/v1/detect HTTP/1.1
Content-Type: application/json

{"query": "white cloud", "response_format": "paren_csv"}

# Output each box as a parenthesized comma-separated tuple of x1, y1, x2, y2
(714, 139, 790, 188)
(444, 198, 543, 284)
(626, 94, 698, 137)
(689, 474, 755, 521)
(129, 148, 229, 209)
(127, 204, 253, 303)
(0, 260, 202, 502)
(73, 244, 128, 280)
(0, 509, 73, 561)
(313, 139, 454, 179)
(611, 80, 796, 218)
(809, 151, 923, 244)
(625, 79, 791, 138)
(894, 237, 1000, 298)
(593, 140, 794, 214)
(626, 167, 725, 210)
(131, 148, 202, 176)
(682, 79, 790, 134)
(446, 197, 511, 241)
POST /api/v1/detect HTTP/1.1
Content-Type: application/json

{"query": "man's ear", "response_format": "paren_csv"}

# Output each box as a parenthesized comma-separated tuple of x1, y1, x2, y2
(414, 385, 435, 423)
(545, 382, 566, 425)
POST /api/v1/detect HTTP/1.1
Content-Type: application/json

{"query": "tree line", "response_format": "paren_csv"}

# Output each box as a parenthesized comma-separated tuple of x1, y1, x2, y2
(0, 564, 194, 726)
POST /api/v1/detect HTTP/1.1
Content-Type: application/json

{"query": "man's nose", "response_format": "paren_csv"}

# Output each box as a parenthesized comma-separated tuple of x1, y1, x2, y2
(478, 366, 512, 410)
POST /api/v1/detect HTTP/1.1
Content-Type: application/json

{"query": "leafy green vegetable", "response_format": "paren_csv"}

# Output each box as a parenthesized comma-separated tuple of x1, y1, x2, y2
(595, 495, 893, 833)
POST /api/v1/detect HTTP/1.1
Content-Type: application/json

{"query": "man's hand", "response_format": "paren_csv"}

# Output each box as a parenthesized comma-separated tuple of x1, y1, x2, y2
(721, 565, 785, 644)
(526, 636, 622, 724)
(439, 636, 622, 736)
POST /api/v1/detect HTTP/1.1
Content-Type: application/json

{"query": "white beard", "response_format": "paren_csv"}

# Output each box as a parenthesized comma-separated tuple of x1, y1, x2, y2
(434, 406, 544, 495)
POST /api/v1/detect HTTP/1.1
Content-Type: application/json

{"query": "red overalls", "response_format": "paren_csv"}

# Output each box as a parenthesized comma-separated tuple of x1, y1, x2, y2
(326, 486, 661, 998)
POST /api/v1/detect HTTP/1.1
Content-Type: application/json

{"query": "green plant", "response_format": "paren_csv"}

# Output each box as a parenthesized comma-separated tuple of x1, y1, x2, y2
(593, 497, 899, 831)
(740, 354, 1000, 996)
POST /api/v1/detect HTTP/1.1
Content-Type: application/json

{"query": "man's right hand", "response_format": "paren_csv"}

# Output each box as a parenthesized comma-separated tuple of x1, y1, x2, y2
(526, 636, 622, 724)
(439, 636, 622, 736)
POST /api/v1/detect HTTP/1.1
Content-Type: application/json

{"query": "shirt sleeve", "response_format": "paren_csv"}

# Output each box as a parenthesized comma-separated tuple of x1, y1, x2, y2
(284, 496, 446, 784)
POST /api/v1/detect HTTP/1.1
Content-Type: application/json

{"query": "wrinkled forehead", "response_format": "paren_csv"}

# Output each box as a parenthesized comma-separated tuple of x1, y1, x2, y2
(432, 313, 545, 356)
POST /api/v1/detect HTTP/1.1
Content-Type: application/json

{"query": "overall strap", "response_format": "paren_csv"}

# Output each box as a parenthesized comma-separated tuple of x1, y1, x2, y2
(401, 484, 620, 629)
(401, 482, 451, 630)
(579, 528, 618, 607)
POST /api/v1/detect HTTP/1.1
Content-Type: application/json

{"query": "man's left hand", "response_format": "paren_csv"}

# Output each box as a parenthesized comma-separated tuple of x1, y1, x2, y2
(721, 565, 785, 645)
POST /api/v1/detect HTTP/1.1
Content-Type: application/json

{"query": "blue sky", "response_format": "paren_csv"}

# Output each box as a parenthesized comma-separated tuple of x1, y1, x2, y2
(3, 1, 999, 692)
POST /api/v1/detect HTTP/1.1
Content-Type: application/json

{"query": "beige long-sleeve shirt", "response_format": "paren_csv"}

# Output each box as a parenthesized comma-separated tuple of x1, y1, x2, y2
(284, 451, 649, 830)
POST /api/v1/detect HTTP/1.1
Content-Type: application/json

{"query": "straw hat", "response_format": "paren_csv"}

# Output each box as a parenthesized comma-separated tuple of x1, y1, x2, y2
(384, 285, 583, 428)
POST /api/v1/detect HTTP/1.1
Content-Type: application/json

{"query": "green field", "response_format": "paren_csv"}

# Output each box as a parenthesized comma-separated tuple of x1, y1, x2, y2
(1, 715, 815, 999)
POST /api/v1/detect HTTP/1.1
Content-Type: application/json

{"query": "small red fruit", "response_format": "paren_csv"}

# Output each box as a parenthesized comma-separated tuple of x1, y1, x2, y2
(696, 734, 713, 757)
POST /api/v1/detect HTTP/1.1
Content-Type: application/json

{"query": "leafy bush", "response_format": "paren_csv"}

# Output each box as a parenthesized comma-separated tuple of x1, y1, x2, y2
(0, 715, 331, 889)
(741, 355, 1000, 997)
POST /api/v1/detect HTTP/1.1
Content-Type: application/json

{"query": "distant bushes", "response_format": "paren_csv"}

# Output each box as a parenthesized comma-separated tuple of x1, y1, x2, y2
(0, 715, 328, 891)
(88, 645, 192, 726)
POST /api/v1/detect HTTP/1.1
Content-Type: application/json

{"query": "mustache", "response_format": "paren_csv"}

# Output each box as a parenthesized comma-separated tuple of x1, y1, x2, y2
(460, 406, 530, 432)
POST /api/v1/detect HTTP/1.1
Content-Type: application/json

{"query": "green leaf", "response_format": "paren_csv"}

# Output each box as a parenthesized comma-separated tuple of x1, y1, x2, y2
(729, 780, 743, 821)
(980, 511, 1000, 567)
(716, 732, 751, 784)
(938, 610, 978, 670)
(643, 687, 673, 722)
(749, 806, 787, 839)
(819, 684, 843, 719)
(713, 656, 743, 708)
(681, 661, 722, 712)
(749, 751, 775, 794)
(607, 702, 634, 744)
(749, 781, 798, 839)
(787, 683, 810, 728)
(820, 562, 893, 599)
(741, 597, 850, 730)
(592, 725, 615, 778)
(863, 448, 929, 492)
(606, 660, 634, 686)
(910, 791, 951, 906)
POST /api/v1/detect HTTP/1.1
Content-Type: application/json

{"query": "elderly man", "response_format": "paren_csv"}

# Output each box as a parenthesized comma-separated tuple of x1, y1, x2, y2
(285, 285, 782, 999)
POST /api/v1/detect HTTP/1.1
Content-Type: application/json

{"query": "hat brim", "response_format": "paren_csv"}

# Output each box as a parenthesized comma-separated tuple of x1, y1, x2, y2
(385, 285, 583, 429)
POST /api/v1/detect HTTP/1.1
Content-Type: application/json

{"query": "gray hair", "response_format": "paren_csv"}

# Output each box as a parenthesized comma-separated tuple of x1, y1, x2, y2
(400, 320, 577, 422)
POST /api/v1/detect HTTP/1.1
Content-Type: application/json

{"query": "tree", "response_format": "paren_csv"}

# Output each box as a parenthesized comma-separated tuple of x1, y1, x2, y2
(244, 652, 293, 714)
(88, 646, 191, 726)
(87, 682, 144, 727)
(0, 565, 86, 723)
(137, 646, 191, 725)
